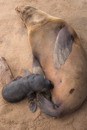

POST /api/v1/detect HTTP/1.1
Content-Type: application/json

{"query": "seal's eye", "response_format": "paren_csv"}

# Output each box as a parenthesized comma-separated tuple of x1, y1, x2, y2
(22, 8, 33, 17)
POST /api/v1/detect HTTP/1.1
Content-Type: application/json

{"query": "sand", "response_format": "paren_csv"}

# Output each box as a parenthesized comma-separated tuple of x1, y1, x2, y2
(0, 0, 87, 130)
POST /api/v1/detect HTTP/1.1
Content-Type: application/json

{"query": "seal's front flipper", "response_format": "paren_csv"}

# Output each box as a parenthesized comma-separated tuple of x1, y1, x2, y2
(27, 91, 37, 113)
(23, 69, 31, 77)
(32, 57, 45, 76)
(54, 25, 73, 69)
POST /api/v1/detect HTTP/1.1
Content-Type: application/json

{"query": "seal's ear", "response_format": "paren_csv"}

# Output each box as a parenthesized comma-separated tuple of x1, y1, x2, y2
(53, 25, 73, 69)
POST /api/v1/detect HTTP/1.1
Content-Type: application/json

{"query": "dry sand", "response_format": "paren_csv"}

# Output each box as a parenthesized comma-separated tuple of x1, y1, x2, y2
(0, 0, 87, 130)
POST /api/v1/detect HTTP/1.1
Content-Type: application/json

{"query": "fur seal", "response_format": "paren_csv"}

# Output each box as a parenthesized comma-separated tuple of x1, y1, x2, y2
(2, 69, 53, 112)
(15, 6, 87, 117)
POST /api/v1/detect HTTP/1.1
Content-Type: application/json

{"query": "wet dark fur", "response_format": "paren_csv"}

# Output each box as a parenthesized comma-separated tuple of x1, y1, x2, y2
(2, 74, 53, 102)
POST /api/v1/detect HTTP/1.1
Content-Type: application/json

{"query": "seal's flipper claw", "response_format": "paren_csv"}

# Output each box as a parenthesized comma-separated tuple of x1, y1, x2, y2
(54, 25, 73, 69)
(28, 99, 37, 113)
(37, 94, 60, 117)
(23, 69, 31, 77)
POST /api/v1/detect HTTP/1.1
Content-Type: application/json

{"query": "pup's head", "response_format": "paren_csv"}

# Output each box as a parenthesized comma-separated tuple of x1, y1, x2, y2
(29, 74, 54, 92)
(15, 5, 49, 27)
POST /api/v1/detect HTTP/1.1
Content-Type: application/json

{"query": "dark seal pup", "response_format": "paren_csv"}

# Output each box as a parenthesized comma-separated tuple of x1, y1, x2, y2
(15, 6, 87, 117)
(2, 70, 53, 112)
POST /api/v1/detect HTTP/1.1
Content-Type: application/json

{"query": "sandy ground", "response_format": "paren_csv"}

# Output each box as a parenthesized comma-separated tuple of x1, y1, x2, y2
(0, 0, 87, 130)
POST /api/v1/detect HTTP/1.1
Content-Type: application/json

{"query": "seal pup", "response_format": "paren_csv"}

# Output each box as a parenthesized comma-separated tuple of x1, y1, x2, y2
(15, 6, 87, 117)
(2, 69, 53, 112)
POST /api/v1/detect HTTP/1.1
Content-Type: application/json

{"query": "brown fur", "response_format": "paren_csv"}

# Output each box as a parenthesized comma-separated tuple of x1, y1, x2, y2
(15, 5, 87, 117)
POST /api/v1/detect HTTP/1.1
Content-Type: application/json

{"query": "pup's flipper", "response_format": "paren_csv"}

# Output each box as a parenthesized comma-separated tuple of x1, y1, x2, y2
(27, 91, 37, 113)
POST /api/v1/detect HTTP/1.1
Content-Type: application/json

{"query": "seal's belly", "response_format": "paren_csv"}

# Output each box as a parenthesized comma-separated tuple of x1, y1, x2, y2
(39, 43, 87, 112)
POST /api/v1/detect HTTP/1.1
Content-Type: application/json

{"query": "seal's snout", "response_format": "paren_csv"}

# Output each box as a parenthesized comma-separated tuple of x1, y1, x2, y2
(15, 6, 21, 13)
(15, 5, 25, 13)
(45, 79, 54, 89)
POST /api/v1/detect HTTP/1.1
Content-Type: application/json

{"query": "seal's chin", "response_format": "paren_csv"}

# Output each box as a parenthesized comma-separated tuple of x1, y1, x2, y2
(37, 93, 61, 117)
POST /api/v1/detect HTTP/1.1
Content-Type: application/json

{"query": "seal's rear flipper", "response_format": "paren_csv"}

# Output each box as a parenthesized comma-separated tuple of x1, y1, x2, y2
(27, 91, 37, 113)
(37, 94, 60, 117)
(54, 25, 73, 69)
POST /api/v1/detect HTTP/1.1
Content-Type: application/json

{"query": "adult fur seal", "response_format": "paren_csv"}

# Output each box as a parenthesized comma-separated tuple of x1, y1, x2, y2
(2, 70, 53, 112)
(15, 6, 87, 117)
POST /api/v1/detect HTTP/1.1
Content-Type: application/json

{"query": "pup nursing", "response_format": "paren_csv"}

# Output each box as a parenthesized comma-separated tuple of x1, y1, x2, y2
(15, 5, 87, 117)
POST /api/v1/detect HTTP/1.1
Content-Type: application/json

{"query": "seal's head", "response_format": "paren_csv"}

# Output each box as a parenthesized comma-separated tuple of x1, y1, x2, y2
(15, 5, 49, 27)
(29, 74, 54, 92)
